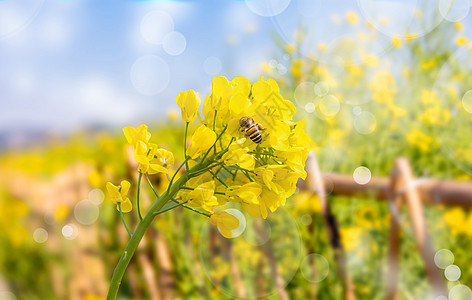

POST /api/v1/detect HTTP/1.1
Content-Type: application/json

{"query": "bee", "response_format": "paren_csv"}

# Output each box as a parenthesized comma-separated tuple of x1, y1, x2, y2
(239, 117, 264, 144)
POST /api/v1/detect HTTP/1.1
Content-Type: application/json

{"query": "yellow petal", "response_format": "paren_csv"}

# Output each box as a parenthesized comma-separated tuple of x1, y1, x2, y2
(148, 164, 169, 175)
(117, 198, 132, 213)
(120, 180, 131, 196)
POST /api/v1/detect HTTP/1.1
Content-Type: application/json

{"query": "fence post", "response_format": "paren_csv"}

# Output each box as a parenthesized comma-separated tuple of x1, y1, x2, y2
(305, 152, 356, 300)
(394, 157, 446, 298)
(386, 167, 403, 300)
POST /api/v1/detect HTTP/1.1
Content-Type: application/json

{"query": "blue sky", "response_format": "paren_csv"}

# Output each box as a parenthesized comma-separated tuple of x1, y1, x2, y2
(0, 0, 469, 135)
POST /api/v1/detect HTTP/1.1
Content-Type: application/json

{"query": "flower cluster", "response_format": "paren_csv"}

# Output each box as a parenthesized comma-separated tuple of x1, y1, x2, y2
(177, 75, 310, 235)
(107, 75, 310, 239)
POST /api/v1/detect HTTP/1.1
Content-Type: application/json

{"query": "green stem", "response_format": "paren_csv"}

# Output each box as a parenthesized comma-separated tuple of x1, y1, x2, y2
(153, 200, 189, 216)
(145, 174, 160, 199)
(179, 186, 226, 195)
(170, 199, 211, 217)
(166, 158, 188, 193)
(208, 169, 228, 187)
(136, 172, 143, 221)
(213, 110, 217, 154)
(202, 126, 227, 161)
(188, 162, 223, 177)
(107, 154, 221, 300)
(184, 122, 189, 171)
(118, 203, 132, 238)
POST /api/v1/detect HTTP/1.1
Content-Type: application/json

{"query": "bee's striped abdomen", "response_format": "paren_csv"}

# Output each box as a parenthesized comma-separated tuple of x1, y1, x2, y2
(246, 125, 262, 144)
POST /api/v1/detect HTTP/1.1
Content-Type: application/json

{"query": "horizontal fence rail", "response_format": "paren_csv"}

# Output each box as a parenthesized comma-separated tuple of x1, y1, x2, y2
(322, 173, 472, 206)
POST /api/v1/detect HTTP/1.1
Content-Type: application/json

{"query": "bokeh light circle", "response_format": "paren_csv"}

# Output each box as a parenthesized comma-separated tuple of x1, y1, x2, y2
(130, 55, 170, 95)
(0, 0, 45, 40)
(449, 284, 472, 300)
(243, 217, 272, 246)
(314, 81, 329, 96)
(318, 95, 340, 117)
(62, 224, 78, 240)
(89, 188, 104, 205)
(74, 199, 99, 225)
(445, 265, 461, 281)
(33, 228, 48, 243)
(353, 111, 376, 134)
(163, 31, 186, 56)
(305, 102, 316, 113)
(245, 0, 291, 17)
(199, 207, 301, 299)
(353, 166, 371, 185)
(434, 249, 454, 269)
(352, 106, 362, 116)
(203, 57, 222, 76)
(300, 214, 312, 226)
(438, 0, 470, 22)
(461, 90, 472, 113)
(140, 10, 174, 45)
(224, 208, 246, 238)
(294, 81, 316, 108)
(300, 253, 330, 283)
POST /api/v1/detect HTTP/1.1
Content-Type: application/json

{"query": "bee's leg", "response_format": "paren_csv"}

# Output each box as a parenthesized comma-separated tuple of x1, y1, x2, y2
(257, 124, 266, 131)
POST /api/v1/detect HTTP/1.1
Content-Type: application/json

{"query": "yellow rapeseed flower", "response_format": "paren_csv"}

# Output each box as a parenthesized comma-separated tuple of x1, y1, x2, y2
(209, 211, 239, 238)
(185, 181, 219, 212)
(123, 124, 151, 146)
(106, 180, 132, 212)
(186, 125, 217, 159)
(176, 89, 201, 124)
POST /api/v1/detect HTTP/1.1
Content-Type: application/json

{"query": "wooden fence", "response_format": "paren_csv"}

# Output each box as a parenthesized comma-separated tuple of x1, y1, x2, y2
(301, 152, 472, 300)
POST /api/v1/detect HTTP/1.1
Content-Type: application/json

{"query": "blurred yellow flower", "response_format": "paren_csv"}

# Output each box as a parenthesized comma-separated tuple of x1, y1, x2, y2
(291, 191, 321, 215)
(286, 43, 295, 53)
(167, 109, 179, 121)
(290, 59, 303, 80)
(419, 106, 450, 126)
(406, 129, 433, 153)
(317, 42, 327, 52)
(392, 36, 402, 48)
(456, 36, 467, 46)
(454, 22, 464, 31)
(260, 62, 272, 73)
(176, 89, 201, 124)
(341, 226, 362, 251)
(106, 180, 132, 212)
(404, 33, 418, 43)
(443, 208, 468, 236)
(345, 11, 358, 25)
(54, 204, 70, 222)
